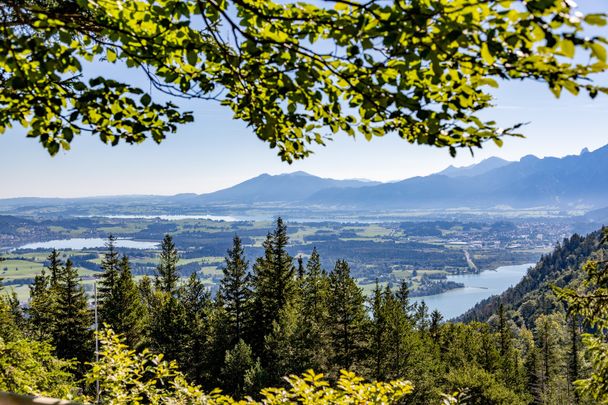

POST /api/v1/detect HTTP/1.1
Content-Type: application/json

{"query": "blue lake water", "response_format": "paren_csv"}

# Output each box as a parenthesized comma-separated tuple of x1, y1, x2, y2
(100, 214, 238, 221)
(413, 263, 534, 320)
(18, 238, 158, 250)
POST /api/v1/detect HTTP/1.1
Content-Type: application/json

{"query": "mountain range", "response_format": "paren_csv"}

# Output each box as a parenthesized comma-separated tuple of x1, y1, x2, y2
(307, 145, 608, 209)
(2, 145, 608, 211)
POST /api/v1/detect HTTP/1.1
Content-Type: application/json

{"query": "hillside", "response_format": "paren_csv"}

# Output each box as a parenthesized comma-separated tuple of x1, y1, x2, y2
(457, 229, 603, 326)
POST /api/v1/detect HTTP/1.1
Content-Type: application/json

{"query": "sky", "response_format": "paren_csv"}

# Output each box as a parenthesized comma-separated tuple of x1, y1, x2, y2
(1, 2, 607, 198)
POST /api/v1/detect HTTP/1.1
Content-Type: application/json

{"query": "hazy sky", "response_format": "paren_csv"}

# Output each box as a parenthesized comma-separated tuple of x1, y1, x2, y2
(1, 2, 607, 198)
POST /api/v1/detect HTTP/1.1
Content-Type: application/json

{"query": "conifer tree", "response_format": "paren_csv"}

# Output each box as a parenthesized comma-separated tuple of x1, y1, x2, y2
(98, 235, 121, 326)
(264, 301, 308, 384)
(221, 339, 263, 399)
(178, 272, 213, 384)
(219, 236, 251, 345)
(429, 310, 443, 342)
(27, 267, 56, 340)
(370, 282, 389, 380)
(396, 279, 412, 314)
(415, 301, 430, 332)
(103, 255, 146, 348)
(47, 249, 62, 287)
(297, 256, 304, 279)
(300, 247, 331, 371)
(53, 259, 92, 373)
(156, 234, 180, 295)
(327, 259, 367, 372)
(250, 218, 296, 358)
(148, 291, 188, 364)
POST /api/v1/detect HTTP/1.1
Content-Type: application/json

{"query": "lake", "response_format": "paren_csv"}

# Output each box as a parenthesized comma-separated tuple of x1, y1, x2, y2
(413, 263, 534, 320)
(97, 214, 239, 221)
(18, 238, 158, 250)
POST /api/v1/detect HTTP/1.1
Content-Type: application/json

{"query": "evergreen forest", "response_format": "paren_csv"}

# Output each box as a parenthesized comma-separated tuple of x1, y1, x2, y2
(2, 218, 608, 404)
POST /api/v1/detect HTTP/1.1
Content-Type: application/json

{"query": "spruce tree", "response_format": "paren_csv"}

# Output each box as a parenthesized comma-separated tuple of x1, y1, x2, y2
(53, 259, 92, 372)
(327, 259, 367, 372)
(221, 339, 263, 398)
(370, 282, 388, 380)
(27, 268, 56, 341)
(156, 234, 180, 295)
(178, 272, 213, 384)
(300, 247, 331, 371)
(219, 235, 251, 345)
(98, 235, 121, 327)
(105, 255, 146, 348)
(429, 309, 443, 342)
(148, 291, 188, 364)
(250, 218, 296, 358)
(47, 249, 62, 287)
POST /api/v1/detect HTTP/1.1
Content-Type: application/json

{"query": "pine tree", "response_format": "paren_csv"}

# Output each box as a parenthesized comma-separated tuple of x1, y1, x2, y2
(27, 266, 57, 340)
(264, 300, 307, 384)
(370, 282, 388, 380)
(299, 247, 331, 372)
(429, 309, 443, 342)
(250, 218, 296, 358)
(155, 234, 180, 295)
(53, 259, 92, 373)
(98, 235, 121, 327)
(148, 291, 188, 364)
(567, 315, 580, 403)
(414, 301, 430, 332)
(104, 255, 146, 348)
(221, 339, 263, 398)
(47, 249, 62, 287)
(327, 259, 367, 372)
(297, 256, 304, 279)
(178, 272, 213, 384)
(219, 236, 251, 345)
(395, 279, 413, 315)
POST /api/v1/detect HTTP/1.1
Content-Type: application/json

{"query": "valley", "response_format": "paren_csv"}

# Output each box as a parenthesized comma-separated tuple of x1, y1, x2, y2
(1, 213, 563, 307)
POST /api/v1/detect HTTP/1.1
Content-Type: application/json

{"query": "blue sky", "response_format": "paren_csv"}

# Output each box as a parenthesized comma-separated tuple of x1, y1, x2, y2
(1, 2, 607, 198)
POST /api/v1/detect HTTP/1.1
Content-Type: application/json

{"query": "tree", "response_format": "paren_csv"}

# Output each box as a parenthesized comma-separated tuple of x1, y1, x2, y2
(299, 247, 331, 372)
(219, 236, 252, 345)
(554, 234, 608, 403)
(27, 267, 56, 341)
(87, 329, 413, 404)
(177, 272, 214, 385)
(220, 339, 262, 398)
(98, 235, 121, 326)
(46, 249, 62, 287)
(327, 259, 367, 372)
(53, 259, 93, 372)
(250, 218, 296, 357)
(0, 335, 75, 399)
(155, 234, 180, 295)
(101, 255, 146, 348)
(2, 1, 606, 161)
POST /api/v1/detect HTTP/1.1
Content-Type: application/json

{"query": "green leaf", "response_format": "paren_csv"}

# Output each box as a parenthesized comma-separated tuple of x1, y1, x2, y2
(481, 43, 495, 65)
(591, 42, 607, 63)
(561, 39, 575, 58)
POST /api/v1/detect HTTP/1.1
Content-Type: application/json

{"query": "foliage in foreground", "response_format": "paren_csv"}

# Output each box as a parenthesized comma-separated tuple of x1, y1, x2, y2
(0, 294, 76, 399)
(554, 229, 608, 404)
(2, 0, 607, 160)
(86, 329, 414, 404)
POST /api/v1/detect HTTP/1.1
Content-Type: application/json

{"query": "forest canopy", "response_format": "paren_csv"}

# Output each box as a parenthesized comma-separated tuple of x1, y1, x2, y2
(1, 0, 607, 161)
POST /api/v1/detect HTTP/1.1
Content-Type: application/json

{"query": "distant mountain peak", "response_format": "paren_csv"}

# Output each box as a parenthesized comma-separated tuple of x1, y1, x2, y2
(282, 171, 312, 177)
(437, 156, 511, 178)
(581, 147, 590, 155)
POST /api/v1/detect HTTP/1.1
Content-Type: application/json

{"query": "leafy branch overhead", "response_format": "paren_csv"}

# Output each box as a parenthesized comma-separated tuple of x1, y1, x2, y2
(1, 0, 607, 160)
